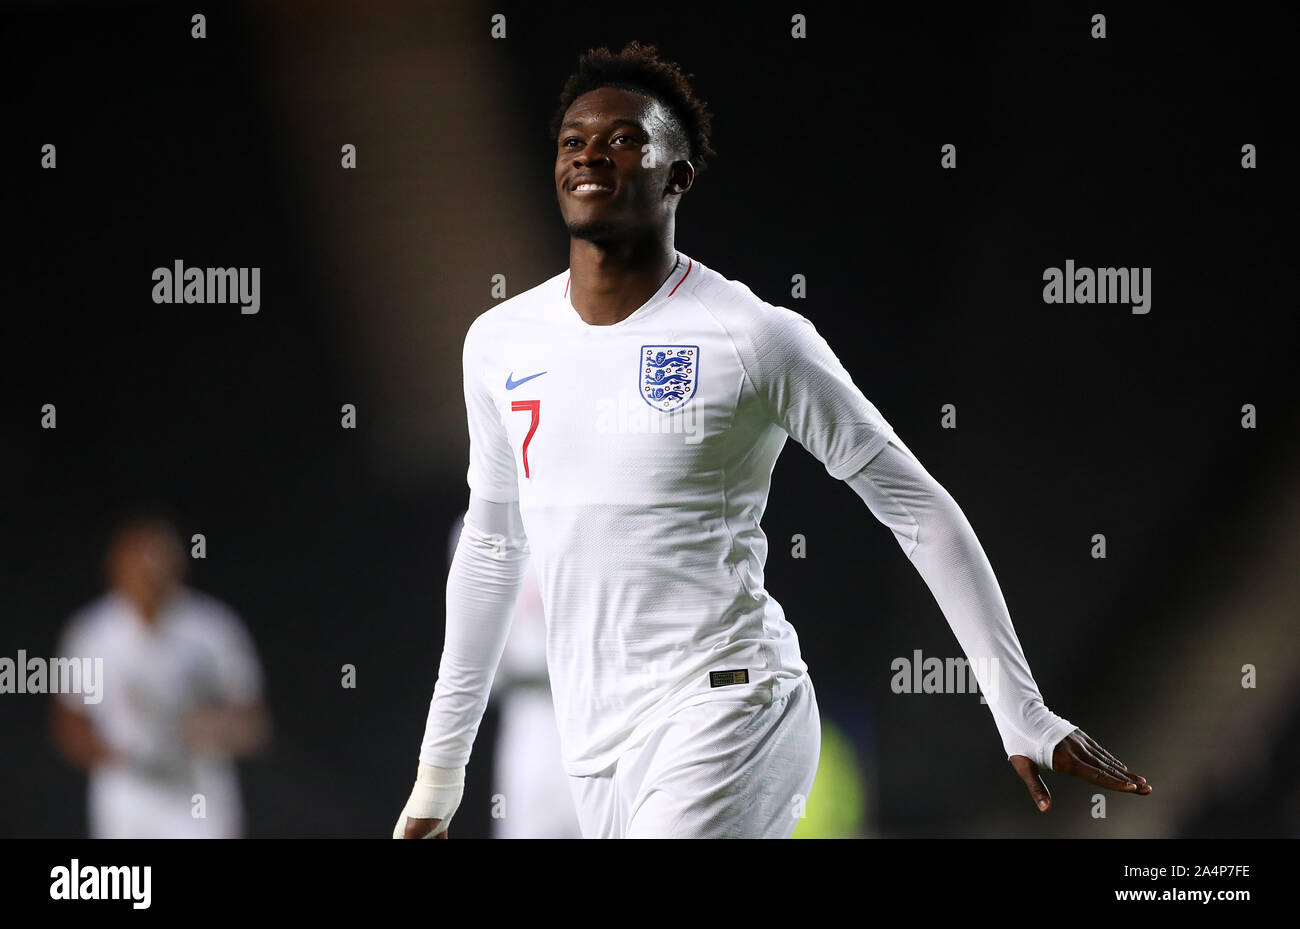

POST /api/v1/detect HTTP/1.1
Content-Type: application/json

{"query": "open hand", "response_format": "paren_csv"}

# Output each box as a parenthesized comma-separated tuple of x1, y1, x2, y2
(1010, 728, 1150, 812)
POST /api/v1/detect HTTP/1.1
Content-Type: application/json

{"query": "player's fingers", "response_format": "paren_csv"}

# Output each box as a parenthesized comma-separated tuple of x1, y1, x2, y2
(1076, 743, 1149, 789)
(1072, 756, 1146, 794)
(1078, 744, 1148, 790)
(1079, 731, 1128, 771)
(1010, 755, 1052, 812)
(402, 816, 443, 839)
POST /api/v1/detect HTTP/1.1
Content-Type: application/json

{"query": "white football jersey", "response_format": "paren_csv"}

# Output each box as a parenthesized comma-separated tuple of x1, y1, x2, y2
(462, 253, 894, 776)
(57, 587, 263, 837)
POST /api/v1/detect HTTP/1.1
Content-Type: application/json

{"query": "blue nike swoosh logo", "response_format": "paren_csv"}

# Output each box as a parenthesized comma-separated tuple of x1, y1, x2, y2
(505, 371, 547, 390)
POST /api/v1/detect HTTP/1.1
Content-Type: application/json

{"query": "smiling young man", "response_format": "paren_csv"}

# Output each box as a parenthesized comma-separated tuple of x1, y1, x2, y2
(395, 42, 1150, 839)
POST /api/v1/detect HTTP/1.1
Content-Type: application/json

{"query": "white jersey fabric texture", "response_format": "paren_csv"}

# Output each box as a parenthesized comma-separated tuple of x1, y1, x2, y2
(421, 252, 1073, 784)
(57, 588, 263, 838)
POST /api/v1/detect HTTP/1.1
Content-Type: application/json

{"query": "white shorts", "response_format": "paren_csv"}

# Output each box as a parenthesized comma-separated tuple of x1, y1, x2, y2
(567, 675, 821, 838)
(88, 762, 243, 839)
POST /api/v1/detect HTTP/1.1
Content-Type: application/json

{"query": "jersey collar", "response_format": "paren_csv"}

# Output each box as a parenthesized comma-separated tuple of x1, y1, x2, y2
(559, 253, 695, 331)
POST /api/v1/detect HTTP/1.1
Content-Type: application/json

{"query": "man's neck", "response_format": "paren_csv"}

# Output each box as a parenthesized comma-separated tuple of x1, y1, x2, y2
(119, 587, 176, 627)
(568, 236, 679, 326)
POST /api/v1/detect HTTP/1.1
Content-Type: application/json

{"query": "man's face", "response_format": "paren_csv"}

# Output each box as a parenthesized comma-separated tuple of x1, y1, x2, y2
(555, 86, 684, 242)
(108, 526, 184, 608)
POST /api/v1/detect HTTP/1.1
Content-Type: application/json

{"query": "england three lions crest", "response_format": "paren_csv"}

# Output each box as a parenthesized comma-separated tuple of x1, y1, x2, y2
(640, 345, 699, 412)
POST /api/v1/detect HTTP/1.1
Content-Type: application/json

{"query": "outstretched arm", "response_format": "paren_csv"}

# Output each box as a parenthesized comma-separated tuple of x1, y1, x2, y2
(845, 434, 1150, 810)
(728, 300, 1149, 810)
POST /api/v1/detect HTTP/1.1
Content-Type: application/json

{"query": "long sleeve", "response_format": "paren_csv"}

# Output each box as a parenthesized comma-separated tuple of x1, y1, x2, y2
(730, 303, 896, 481)
(419, 317, 531, 767)
(845, 435, 1076, 770)
(419, 492, 529, 767)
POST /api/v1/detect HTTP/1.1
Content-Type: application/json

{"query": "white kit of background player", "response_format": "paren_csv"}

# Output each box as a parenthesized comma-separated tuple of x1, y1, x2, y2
(396, 253, 1076, 838)
(58, 589, 263, 838)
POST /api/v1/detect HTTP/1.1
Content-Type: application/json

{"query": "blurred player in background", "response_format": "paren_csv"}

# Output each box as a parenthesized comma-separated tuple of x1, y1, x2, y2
(51, 512, 270, 838)
(396, 43, 1149, 839)
(447, 514, 580, 838)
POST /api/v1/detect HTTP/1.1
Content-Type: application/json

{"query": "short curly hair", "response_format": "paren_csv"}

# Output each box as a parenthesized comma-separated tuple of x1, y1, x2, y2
(548, 41, 716, 175)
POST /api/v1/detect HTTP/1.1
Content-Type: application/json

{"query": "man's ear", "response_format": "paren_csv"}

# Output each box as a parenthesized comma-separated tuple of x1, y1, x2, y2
(666, 159, 695, 195)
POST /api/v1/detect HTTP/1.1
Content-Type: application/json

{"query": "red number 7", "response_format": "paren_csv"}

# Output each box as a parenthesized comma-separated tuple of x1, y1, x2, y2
(510, 400, 540, 478)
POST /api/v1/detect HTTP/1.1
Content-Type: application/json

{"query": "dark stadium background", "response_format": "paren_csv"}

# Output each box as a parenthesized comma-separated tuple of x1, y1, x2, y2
(2, 1, 1296, 838)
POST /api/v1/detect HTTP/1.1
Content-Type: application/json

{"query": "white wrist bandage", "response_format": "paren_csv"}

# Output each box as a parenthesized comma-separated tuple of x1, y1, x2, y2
(392, 763, 465, 838)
